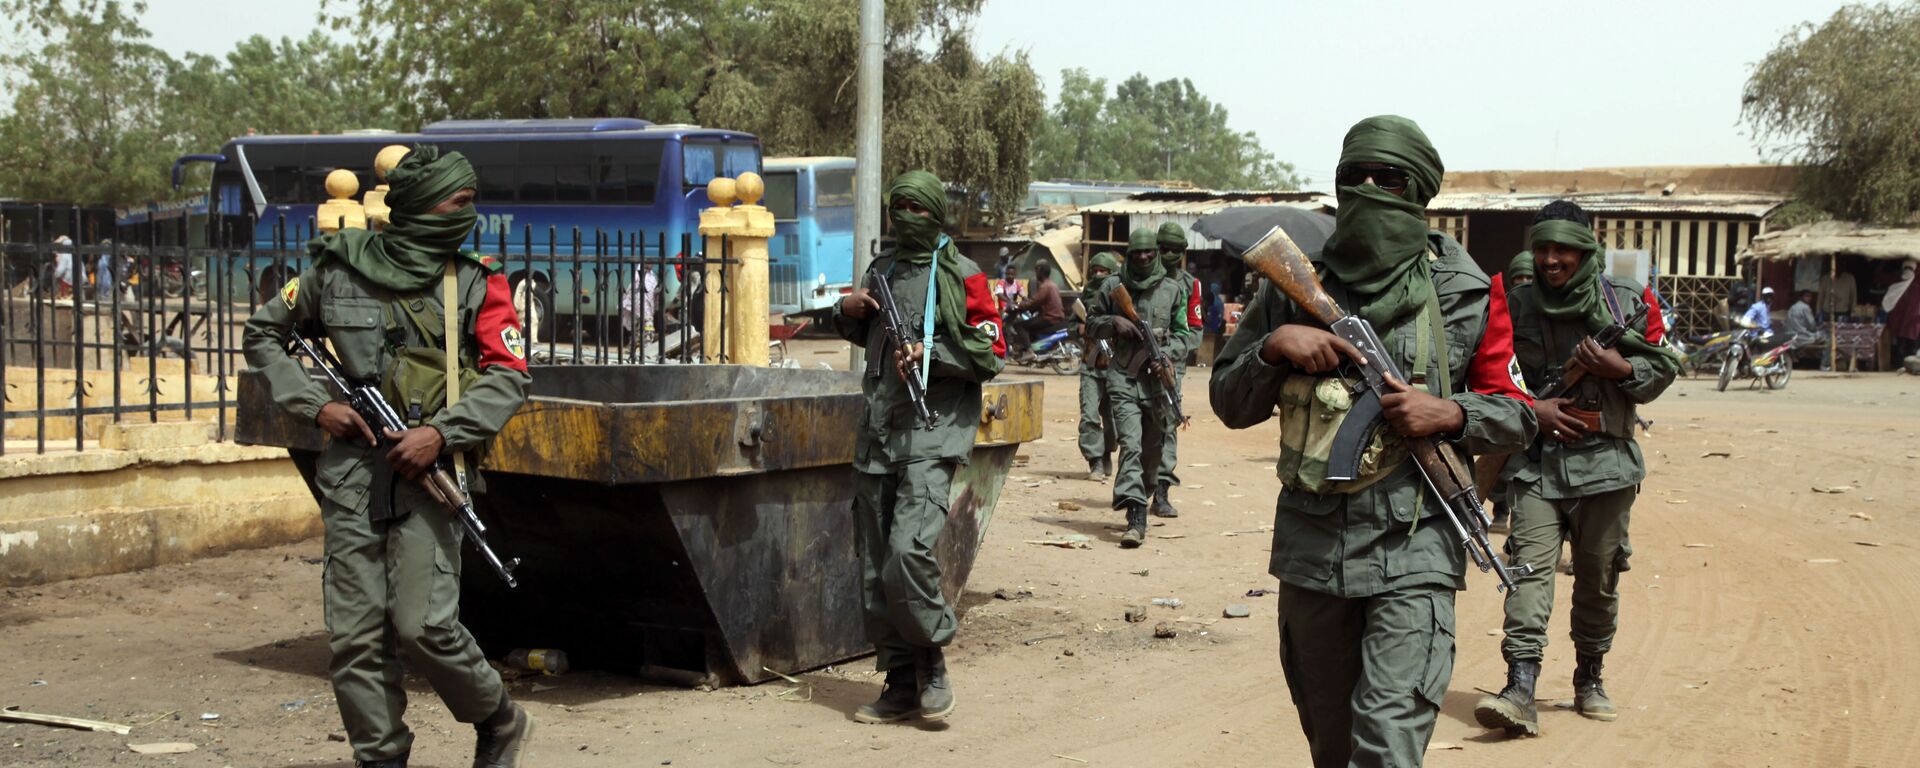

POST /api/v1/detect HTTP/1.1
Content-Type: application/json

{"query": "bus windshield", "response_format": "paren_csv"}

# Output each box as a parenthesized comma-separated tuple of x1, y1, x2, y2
(762, 171, 799, 221)
(814, 167, 855, 209)
(682, 142, 760, 189)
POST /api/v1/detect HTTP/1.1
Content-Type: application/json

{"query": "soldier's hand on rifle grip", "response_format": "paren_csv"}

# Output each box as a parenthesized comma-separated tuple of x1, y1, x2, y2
(1535, 397, 1588, 443)
(1259, 324, 1366, 374)
(317, 401, 378, 447)
(1379, 373, 1466, 438)
(1573, 337, 1632, 380)
(894, 341, 925, 382)
(382, 427, 446, 481)
(840, 288, 880, 320)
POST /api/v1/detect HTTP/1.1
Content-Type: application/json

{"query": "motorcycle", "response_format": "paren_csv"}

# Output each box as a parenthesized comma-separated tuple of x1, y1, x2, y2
(1670, 326, 1741, 378)
(1716, 324, 1794, 391)
(1005, 309, 1082, 375)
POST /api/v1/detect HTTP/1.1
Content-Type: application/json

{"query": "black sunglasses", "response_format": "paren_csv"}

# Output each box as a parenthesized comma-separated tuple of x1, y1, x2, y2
(1335, 163, 1411, 193)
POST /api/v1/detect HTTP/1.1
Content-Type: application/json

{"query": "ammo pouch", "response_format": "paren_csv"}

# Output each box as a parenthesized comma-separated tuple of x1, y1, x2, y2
(1275, 374, 1413, 494)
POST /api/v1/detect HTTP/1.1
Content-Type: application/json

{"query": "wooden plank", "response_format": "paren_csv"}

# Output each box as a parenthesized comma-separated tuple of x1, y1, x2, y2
(0, 706, 133, 734)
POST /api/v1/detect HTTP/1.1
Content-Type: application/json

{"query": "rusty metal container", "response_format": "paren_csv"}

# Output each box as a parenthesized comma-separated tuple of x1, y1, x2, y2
(237, 364, 1041, 685)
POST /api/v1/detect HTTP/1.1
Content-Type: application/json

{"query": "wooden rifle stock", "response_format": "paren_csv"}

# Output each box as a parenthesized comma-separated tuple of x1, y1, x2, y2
(1239, 226, 1346, 327)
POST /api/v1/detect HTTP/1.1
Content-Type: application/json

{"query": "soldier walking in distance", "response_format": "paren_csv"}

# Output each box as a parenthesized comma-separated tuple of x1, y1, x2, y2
(832, 170, 1006, 724)
(1473, 200, 1678, 738)
(1210, 115, 1536, 768)
(1085, 227, 1197, 548)
(1078, 251, 1122, 481)
(243, 146, 535, 768)
(1149, 222, 1204, 518)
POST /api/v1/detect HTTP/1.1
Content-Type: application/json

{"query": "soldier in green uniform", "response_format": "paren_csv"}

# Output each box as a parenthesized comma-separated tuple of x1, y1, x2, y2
(1209, 115, 1537, 768)
(1085, 227, 1197, 548)
(242, 146, 535, 768)
(1473, 200, 1678, 738)
(1150, 222, 1203, 518)
(1078, 251, 1122, 481)
(833, 170, 1006, 725)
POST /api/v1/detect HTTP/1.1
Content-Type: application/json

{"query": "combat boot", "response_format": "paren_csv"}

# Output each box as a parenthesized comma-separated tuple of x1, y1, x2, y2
(1574, 654, 1618, 721)
(1473, 660, 1541, 737)
(1120, 502, 1148, 548)
(915, 646, 956, 720)
(853, 664, 920, 724)
(1150, 481, 1179, 518)
(472, 698, 534, 768)
(1088, 457, 1110, 482)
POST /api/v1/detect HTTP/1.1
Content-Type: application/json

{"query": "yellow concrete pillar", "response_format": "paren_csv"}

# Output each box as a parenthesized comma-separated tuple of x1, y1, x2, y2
(699, 178, 739, 363)
(726, 172, 775, 367)
(363, 144, 410, 230)
(315, 170, 367, 233)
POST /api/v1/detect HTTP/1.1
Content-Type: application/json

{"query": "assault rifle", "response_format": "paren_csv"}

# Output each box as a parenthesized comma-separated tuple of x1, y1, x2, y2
(1071, 299, 1114, 365)
(1239, 227, 1529, 591)
(1535, 303, 1649, 401)
(290, 335, 522, 588)
(865, 271, 938, 431)
(1106, 284, 1191, 429)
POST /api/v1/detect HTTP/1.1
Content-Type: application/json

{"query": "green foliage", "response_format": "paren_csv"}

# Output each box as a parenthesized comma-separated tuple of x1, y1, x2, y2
(1032, 69, 1300, 191)
(1743, 2, 1920, 225)
(328, 0, 1040, 227)
(0, 1, 382, 205)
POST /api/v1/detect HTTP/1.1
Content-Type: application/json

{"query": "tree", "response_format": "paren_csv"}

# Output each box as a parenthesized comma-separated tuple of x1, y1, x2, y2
(0, 0, 178, 205)
(1032, 69, 1300, 190)
(1743, 3, 1920, 225)
(328, 0, 1043, 226)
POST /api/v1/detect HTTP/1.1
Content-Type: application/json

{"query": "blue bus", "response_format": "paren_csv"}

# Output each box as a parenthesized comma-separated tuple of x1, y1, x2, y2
(760, 156, 855, 316)
(175, 118, 762, 326)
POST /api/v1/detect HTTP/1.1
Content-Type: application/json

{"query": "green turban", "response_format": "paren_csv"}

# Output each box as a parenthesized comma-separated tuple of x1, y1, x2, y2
(1320, 115, 1444, 328)
(883, 170, 1002, 378)
(1156, 222, 1187, 251)
(1089, 250, 1122, 276)
(1123, 227, 1165, 292)
(1127, 226, 1158, 253)
(309, 144, 478, 292)
(1529, 218, 1678, 374)
(1506, 250, 1535, 283)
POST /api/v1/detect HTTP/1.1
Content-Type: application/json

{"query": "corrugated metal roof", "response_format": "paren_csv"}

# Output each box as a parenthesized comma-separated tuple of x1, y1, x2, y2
(1427, 191, 1784, 218)
(1080, 194, 1332, 216)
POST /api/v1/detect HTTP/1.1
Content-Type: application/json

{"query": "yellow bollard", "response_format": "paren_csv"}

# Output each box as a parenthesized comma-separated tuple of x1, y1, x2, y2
(699, 178, 739, 363)
(316, 170, 368, 233)
(726, 172, 774, 367)
(363, 145, 410, 230)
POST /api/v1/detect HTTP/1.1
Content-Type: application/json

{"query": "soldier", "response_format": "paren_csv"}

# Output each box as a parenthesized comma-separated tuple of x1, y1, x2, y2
(1085, 227, 1197, 548)
(242, 146, 534, 768)
(1474, 200, 1678, 738)
(1079, 251, 1122, 481)
(832, 170, 1005, 724)
(1210, 115, 1536, 768)
(1150, 222, 1204, 518)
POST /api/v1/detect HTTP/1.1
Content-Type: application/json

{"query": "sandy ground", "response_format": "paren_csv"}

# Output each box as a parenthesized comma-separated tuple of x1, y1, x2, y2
(5, 339, 1919, 767)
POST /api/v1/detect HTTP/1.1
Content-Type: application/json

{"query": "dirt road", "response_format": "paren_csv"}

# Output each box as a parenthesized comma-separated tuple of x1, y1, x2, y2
(5, 349, 1917, 767)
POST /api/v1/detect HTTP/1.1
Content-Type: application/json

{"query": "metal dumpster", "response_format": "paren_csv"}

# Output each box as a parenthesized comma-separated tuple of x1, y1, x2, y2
(237, 364, 1042, 685)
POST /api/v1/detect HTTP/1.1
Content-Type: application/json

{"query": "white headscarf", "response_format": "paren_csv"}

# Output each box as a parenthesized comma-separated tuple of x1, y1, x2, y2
(1886, 260, 1916, 314)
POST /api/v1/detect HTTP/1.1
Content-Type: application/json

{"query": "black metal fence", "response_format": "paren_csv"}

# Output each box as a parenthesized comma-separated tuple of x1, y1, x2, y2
(0, 205, 734, 455)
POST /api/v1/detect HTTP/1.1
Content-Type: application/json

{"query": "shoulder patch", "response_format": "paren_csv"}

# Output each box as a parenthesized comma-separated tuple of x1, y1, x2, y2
(1508, 355, 1530, 396)
(500, 326, 526, 360)
(280, 277, 299, 310)
(463, 250, 505, 274)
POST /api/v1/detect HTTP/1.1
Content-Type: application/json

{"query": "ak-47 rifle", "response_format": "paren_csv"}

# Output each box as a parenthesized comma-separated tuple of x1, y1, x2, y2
(290, 335, 522, 588)
(1536, 303, 1649, 401)
(1239, 226, 1530, 591)
(1071, 299, 1113, 365)
(1106, 283, 1191, 429)
(865, 270, 938, 431)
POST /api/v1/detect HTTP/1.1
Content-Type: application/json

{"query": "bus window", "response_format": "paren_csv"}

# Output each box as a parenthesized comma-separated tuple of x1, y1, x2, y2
(519, 165, 556, 202)
(762, 171, 798, 221)
(458, 142, 517, 203)
(595, 139, 661, 205)
(815, 168, 855, 208)
(682, 141, 760, 188)
(555, 163, 592, 202)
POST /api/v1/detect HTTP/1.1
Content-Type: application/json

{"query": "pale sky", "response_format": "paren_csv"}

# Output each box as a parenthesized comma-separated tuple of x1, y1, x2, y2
(141, 0, 1851, 187)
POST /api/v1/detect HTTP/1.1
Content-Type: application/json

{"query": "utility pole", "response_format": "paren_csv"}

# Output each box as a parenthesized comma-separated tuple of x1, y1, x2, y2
(850, 0, 883, 373)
